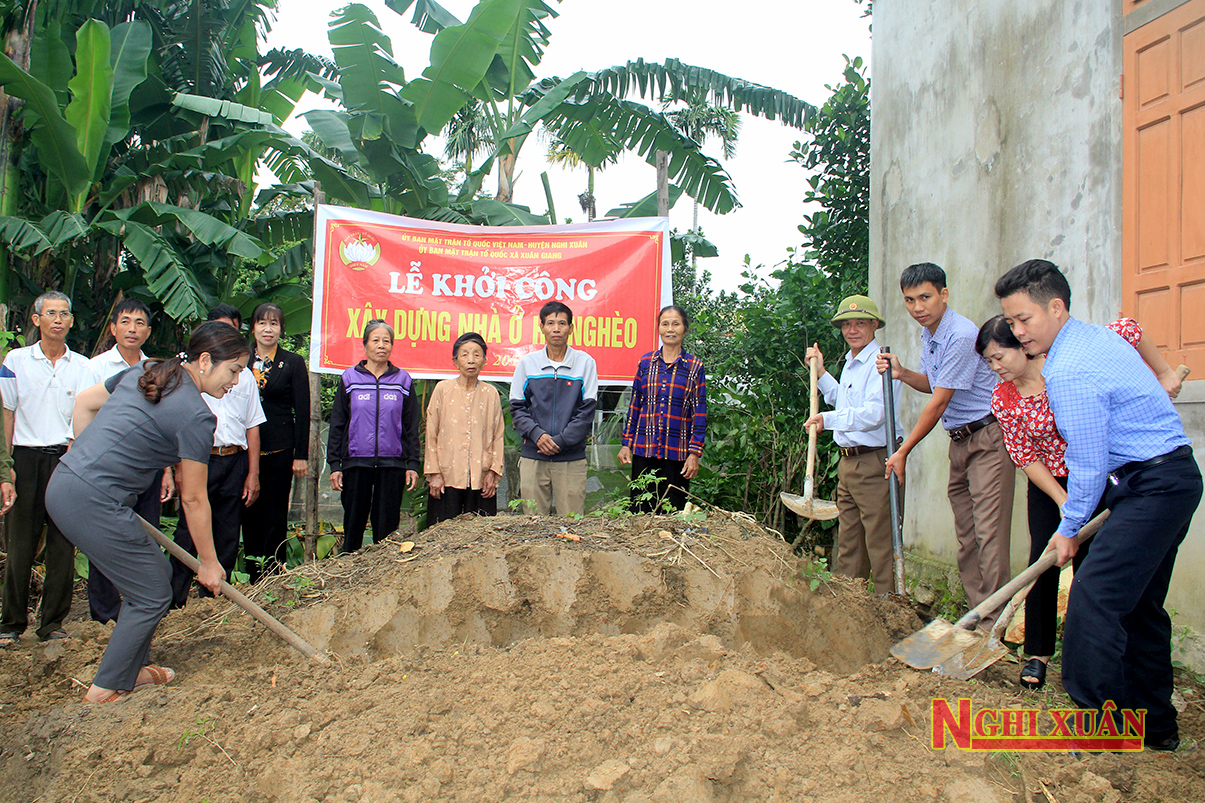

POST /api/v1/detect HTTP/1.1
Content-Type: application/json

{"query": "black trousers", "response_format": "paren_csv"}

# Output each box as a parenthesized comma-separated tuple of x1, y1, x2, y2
(341, 466, 406, 552)
(1062, 453, 1202, 742)
(1023, 476, 1099, 656)
(242, 450, 295, 578)
(46, 467, 172, 691)
(426, 486, 497, 526)
(630, 454, 690, 513)
(1, 446, 73, 639)
(170, 451, 248, 607)
(88, 471, 163, 624)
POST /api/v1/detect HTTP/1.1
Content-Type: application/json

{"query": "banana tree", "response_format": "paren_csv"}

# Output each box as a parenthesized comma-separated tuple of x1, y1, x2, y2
(294, 3, 546, 226)
(0, 16, 277, 326)
(389, 0, 814, 216)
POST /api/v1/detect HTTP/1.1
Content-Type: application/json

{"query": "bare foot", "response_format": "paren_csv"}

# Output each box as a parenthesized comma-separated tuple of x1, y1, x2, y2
(83, 685, 126, 704)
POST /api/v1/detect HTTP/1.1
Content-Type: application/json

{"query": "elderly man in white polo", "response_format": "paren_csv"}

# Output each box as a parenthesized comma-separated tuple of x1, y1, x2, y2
(804, 295, 902, 593)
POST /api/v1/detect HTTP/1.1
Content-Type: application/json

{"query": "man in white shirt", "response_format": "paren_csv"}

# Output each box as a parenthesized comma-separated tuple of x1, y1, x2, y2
(89, 298, 151, 380)
(804, 295, 903, 594)
(0, 291, 95, 645)
(86, 298, 173, 624)
(170, 305, 265, 605)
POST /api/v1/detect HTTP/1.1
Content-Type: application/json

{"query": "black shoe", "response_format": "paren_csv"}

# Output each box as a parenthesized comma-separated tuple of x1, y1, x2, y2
(1147, 734, 1180, 752)
(1019, 658, 1047, 690)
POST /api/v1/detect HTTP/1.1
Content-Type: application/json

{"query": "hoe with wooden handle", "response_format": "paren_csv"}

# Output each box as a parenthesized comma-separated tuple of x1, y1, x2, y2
(138, 516, 328, 664)
(780, 353, 839, 522)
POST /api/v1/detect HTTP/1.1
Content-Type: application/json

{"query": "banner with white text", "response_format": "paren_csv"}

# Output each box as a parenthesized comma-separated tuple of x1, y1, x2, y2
(310, 206, 672, 383)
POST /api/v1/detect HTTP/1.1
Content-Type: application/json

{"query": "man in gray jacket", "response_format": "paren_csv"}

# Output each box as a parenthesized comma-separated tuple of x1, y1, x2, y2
(510, 302, 598, 515)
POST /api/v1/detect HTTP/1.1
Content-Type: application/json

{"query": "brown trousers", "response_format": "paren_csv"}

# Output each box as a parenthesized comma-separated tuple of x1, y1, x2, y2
(947, 421, 1014, 622)
(519, 457, 587, 516)
(834, 448, 898, 593)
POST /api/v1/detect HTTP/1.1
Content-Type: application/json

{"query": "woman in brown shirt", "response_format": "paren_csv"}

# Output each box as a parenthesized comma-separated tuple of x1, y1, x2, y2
(424, 333, 505, 525)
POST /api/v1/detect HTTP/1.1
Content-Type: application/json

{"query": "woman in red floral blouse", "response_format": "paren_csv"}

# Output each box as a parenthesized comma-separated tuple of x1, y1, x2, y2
(975, 315, 1180, 690)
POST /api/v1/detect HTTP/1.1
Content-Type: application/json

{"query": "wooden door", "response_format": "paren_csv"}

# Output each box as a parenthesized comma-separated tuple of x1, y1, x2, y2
(1123, 0, 1205, 374)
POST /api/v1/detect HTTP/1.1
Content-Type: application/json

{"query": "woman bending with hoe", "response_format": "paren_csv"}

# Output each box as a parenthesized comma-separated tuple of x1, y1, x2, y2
(46, 322, 250, 703)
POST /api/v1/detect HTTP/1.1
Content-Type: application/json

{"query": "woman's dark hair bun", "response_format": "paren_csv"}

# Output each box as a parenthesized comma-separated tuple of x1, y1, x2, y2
(139, 321, 251, 403)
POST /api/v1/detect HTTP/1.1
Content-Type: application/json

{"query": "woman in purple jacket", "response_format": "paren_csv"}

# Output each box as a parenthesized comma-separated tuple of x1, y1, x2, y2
(327, 320, 420, 552)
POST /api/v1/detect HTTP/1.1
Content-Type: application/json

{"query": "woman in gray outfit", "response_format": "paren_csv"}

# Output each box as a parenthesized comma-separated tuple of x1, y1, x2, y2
(47, 322, 250, 703)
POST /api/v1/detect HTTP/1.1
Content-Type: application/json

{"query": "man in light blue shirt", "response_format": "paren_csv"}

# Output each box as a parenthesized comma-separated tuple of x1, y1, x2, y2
(877, 263, 1013, 621)
(805, 295, 902, 592)
(997, 259, 1200, 752)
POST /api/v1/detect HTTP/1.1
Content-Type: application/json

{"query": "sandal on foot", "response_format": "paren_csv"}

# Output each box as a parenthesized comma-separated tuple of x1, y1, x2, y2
(40, 629, 70, 642)
(86, 690, 129, 704)
(0, 633, 18, 648)
(1020, 658, 1047, 690)
(133, 665, 175, 691)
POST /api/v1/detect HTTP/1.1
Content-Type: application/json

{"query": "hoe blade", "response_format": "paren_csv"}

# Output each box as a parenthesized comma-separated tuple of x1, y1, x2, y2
(780, 492, 840, 521)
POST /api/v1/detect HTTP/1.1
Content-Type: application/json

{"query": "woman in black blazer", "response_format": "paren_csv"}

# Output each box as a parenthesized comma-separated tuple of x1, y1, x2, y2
(242, 302, 310, 580)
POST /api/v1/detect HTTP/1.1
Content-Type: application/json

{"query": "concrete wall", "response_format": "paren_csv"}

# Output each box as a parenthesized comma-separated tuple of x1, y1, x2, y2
(869, 0, 1205, 644)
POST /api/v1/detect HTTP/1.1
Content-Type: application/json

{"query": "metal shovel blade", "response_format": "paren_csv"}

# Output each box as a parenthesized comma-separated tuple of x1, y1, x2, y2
(780, 492, 840, 521)
(890, 507, 1120, 677)
(889, 618, 982, 670)
(933, 634, 1011, 680)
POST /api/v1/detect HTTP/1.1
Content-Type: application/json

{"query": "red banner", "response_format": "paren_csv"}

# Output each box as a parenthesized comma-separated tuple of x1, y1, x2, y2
(310, 206, 672, 383)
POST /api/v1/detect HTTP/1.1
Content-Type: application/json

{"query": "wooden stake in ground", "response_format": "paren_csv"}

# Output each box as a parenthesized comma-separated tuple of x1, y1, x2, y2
(137, 516, 328, 664)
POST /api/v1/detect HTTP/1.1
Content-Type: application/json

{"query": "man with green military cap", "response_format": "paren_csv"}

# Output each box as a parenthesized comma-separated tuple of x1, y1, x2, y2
(804, 294, 902, 593)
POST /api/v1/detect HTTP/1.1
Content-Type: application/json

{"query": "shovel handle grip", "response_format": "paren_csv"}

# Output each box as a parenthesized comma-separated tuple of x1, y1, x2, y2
(951, 367, 1186, 630)
(138, 515, 328, 663)
(953, 509, 1109, 630)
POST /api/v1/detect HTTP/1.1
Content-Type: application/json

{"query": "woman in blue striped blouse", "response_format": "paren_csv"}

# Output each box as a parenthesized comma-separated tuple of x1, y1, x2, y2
(617, 305, 707, 512)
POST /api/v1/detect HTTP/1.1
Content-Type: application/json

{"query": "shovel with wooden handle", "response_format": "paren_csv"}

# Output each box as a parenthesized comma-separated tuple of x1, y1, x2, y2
(882, 346, 905, 595)
(892, 364, 1191, 678)
(780, 351, 839, 521)
(138, 516, 329, 664)
(890, 510, 1109, 673)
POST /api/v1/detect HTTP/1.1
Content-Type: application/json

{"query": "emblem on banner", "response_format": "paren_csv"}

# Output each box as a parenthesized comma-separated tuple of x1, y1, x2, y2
(339, 233, 381, 271)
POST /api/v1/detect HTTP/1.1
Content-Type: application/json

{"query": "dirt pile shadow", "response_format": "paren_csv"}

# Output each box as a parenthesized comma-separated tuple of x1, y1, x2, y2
(288, 516, 913, 676)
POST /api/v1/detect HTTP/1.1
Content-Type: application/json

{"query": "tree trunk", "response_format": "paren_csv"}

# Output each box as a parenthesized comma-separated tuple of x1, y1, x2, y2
(587, 166, 595, 221)
(0, 6, 38, 305)
(691, 200, 700, 271)
(497, 150, 517, 203)
(656, 150, 669, 217)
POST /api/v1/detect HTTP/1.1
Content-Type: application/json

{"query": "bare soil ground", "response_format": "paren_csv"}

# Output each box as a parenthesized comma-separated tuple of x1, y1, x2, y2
(2, 512, 1204, 802)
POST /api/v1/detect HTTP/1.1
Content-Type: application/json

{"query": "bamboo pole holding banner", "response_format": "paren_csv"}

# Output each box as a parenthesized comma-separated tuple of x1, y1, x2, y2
(304, 185, 325, 561)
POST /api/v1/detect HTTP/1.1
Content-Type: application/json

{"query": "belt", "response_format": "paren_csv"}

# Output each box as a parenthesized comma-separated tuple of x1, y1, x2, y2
(839, 445, 886, 458)
(18, 444, 69, 455)
(1109, 445, 1193, 483)
(211, 445, 245, 457)
(947, 414, 996, 444)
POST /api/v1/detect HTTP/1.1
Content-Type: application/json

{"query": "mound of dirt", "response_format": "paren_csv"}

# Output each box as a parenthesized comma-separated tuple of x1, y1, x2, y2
(1, 513, 1203, 803)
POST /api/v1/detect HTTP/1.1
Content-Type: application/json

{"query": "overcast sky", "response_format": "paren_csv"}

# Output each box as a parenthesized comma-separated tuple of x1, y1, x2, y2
(264, 1, 872, 292)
